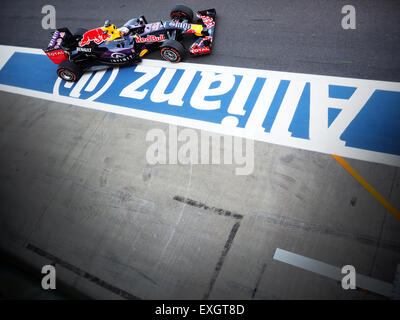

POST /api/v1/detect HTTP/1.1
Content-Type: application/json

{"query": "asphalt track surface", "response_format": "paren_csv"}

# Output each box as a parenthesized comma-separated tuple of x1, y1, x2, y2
(0, 0, 399, 300)
(0, 0, 399, 81)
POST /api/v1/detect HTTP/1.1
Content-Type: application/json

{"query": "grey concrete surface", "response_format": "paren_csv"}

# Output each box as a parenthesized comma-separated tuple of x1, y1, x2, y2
(0, 0, 400, 300)
(0, 91, 399, 299)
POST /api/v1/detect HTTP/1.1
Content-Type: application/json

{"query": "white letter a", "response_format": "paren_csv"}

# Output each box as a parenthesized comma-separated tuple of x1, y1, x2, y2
(41, 265, 56, 290)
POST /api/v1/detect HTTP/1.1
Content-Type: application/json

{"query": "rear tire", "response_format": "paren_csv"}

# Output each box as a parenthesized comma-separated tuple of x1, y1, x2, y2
(170, 4, 194, 22)
(160, 40, 185, 63)
(57, 60, 83, 82)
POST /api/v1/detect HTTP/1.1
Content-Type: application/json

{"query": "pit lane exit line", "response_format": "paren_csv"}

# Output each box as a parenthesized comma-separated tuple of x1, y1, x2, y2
(0, 44, 399, 168)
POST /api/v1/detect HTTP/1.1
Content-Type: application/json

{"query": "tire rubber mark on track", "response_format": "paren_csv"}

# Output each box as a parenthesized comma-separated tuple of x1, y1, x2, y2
(26, 243, 140, 300)
(254, 212, 400, 252)
(203, 222, 241, 300)
(251, 262, 267, 299)
(173, 196, 243, 220)
(332, 155, 400, 221)
(173, 196, 243, 299)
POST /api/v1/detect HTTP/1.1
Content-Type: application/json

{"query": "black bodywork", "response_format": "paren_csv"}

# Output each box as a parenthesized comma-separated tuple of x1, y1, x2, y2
(44, 6, 216, 81)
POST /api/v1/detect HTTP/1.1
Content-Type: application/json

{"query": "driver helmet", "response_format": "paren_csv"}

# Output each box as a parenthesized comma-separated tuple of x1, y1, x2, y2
(119, 26, 130, 36)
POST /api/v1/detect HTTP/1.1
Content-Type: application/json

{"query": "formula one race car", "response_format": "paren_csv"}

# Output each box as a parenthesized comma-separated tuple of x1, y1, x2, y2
(43, 5, 216, 82)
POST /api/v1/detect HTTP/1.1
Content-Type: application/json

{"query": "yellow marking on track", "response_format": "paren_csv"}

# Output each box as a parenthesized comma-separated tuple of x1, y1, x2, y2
(331, 154, 400, 221)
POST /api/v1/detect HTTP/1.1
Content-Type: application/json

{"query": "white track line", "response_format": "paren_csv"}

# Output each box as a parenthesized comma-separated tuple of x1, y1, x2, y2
(273, 248, 394, 298)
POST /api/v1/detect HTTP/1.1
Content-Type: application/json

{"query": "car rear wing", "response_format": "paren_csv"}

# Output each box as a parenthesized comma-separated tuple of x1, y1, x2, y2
(43, 28, 74, 64)
(190, 8, 216, 55)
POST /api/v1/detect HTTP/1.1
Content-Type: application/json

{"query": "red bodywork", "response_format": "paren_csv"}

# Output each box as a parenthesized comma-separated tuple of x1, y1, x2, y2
(79, 28, 112, 47)
(45, 49, 68, 64)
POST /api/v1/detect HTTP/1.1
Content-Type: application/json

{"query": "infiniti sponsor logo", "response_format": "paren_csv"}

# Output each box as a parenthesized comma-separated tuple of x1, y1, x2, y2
(110, 54, 135, 63)
(111, 52, 126, 58)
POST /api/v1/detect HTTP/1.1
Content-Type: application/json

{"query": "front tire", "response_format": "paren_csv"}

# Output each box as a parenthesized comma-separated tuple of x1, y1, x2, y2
(160, 40, 185, 63)
(170, 4, 194, 22)
(57, 60, 83, 82)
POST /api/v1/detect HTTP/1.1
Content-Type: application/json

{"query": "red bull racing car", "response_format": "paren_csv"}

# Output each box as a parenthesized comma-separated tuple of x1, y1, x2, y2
(43, 5, 216, 82)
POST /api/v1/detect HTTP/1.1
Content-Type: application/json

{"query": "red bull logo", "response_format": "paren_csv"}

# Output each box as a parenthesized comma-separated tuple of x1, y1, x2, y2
(79, 28, 112, 47)
(135, 34, 165, 43)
